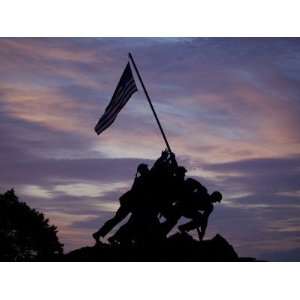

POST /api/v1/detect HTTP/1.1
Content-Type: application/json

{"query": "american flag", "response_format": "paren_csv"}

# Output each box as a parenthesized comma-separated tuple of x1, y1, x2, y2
(95, 63, 138, 135)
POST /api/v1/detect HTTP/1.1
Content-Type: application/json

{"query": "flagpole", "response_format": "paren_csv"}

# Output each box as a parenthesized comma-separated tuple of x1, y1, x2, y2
(128, 53, 173, 154)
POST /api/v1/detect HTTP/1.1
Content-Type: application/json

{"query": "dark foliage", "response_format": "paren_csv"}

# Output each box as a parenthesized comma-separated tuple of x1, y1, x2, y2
(0, 189, 63, 261)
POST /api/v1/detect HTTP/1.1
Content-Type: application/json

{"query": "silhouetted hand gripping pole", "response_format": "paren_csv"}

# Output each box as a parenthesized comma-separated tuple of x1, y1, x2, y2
(129, 53, 173, 154)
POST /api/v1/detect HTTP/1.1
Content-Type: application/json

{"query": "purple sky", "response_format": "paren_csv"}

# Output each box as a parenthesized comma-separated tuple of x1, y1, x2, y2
(1, 38, 300, 261)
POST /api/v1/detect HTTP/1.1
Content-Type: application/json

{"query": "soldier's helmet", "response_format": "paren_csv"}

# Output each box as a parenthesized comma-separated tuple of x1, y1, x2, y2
(161, 149, 169, 158)
(176, 166, 187, 176)
(137, 163, 149, 175)
(210, 191, 222, 202)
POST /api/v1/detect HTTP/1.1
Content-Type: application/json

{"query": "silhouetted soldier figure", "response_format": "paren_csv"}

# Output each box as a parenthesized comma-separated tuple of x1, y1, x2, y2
(160, 177, 222, 241)
(178, 187, 222, 240)
(153, 149, 177, 168)
(150, 149, 176, 186)
(108, 151, 180, 246)
(150, 150, 180, 214)
(108, 201, 160, 246)
(158, 165, 187, 220)
(92, 163, 151, 244)
(158, 165, 187, 235)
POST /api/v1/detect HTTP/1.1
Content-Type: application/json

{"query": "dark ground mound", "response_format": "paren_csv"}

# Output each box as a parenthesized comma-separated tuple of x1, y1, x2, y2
(64, 233, 256, 262)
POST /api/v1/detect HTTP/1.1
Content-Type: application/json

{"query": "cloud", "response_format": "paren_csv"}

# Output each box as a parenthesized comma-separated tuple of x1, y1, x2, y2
(201, 155, 300, 195)
(53, 182, 128, 198)
(21, 185, 53, 199)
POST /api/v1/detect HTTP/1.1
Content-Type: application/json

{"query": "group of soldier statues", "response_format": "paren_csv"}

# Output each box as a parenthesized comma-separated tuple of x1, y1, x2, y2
(93, 149, 222, 246)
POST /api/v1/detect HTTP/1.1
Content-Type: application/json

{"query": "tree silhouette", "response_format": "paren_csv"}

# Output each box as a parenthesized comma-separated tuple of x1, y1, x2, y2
(0, 189, 63, 261)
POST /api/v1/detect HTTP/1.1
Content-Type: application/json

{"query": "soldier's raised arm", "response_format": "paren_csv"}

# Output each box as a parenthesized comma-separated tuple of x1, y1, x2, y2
(168, 151, 178, 168)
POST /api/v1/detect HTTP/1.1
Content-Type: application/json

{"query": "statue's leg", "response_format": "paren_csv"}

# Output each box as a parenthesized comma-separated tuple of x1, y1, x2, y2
(94, 204, 130, 239)
(159, 205, 181, 236)
(178, 211, 203, 232)
(109, 217, 135, 245)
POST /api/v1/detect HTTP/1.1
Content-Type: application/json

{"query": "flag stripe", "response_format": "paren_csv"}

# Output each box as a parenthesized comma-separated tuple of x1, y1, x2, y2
(104, 80, 136, 116)
(94, 63, 137, 135)
(95, 86, 137, 134)
(95, 116, 116, 135)
(96, 84, 137, 129)
(105, 79, 135, 112)
(109, 69, 135, 105)
(108, 77, 135, 105)
(96, 83, 137, 127)
(95, 72, 136, 133)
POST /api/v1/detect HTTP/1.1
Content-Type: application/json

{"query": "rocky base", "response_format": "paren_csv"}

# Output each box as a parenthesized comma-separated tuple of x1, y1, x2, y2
(64, 233, 254, 262)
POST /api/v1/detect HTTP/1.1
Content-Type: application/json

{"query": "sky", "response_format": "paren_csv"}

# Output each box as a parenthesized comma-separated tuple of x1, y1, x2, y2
(1, 38, 300, 261)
